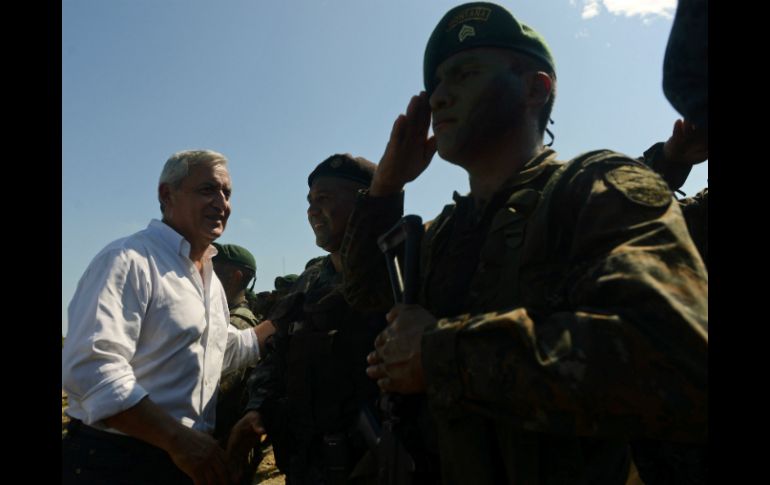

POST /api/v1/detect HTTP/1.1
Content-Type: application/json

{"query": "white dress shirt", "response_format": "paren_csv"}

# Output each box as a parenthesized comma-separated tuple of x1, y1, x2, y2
(62, 219, 259, 434)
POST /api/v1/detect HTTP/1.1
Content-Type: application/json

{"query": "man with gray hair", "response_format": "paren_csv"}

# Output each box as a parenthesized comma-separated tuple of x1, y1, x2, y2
(62, 149, 274, 484)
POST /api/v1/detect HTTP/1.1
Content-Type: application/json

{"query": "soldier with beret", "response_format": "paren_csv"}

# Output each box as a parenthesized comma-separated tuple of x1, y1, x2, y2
(211, 243, 267, 484)
(340, 2, 708, 484)
(227, 154, 386, 485)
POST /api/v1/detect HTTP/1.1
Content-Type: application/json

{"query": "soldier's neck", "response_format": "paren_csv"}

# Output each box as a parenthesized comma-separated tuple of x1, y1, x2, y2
(467, 141, 543, 205)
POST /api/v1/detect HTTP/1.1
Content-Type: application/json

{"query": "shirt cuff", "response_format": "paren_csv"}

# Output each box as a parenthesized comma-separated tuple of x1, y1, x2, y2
(80, 374, 148, 425)
(240, 325, 260, 361)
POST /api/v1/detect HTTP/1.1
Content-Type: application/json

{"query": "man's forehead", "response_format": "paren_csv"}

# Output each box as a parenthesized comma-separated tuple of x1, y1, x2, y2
(309, 176, 363, 193)
(187, 163, 231, 184)
(437, 47, 517, 73)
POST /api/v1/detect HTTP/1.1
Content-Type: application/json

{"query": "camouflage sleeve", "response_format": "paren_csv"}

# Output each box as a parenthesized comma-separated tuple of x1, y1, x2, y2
(421, 159, 708, 443)
(339, 188, 405, 312)
(639, 141, 693, 191)
(679, 187, 708, 268)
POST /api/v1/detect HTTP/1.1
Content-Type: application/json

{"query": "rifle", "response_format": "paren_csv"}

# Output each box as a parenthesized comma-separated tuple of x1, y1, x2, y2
(374, 214, 424, 485)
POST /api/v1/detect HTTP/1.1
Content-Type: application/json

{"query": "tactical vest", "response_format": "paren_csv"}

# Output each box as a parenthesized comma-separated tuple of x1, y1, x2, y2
(267, 259, 384, 479)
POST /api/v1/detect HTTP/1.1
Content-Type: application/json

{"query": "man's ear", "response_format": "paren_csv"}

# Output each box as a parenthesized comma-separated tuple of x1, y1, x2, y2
(159, 183, 173, 211)
(527, 71, 553, 108)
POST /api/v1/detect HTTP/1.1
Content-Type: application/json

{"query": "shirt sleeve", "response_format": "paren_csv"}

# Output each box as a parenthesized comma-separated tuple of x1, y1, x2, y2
(221, 324, 260, 374)
(62, 248, 150, 425)
(421, 159, 708, 443)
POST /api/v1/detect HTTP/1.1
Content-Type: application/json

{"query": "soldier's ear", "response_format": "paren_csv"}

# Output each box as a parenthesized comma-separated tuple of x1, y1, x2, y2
(528, 71, 553, 108)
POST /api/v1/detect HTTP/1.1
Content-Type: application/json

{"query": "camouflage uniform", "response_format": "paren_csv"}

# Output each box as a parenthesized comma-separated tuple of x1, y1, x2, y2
(214, 297, 260, 442)
(245, 256, 385, 485)
(341, 149, 708, 484)
(642, 143, 708, 270)
(213, 298, 260, 484)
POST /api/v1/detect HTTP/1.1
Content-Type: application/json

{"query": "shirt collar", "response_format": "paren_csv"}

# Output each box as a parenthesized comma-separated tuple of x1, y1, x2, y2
(147, 219, 217, 262)
(452, 149, 559, 205)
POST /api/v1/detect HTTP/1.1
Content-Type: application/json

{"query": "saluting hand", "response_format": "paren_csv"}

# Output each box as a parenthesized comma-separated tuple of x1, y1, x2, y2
(663, 118, 708, 166)
(370, 92, 437, 197)
(366, 304, 437, 394)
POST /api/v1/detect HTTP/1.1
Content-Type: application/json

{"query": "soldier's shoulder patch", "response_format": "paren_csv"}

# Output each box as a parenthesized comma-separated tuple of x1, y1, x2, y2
(603, 164, 672, 208)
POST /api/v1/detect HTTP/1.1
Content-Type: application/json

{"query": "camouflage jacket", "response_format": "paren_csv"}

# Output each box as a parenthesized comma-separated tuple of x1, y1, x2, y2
(341, 149, 708, 485)
(214, 299, 260, 443)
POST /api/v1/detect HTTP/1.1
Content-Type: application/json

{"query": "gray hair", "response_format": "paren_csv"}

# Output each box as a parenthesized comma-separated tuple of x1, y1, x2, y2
(158, 149, 228, 213)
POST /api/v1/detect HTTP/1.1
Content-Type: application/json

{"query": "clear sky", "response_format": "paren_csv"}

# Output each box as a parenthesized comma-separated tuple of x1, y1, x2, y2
(62, 0, 707, 336)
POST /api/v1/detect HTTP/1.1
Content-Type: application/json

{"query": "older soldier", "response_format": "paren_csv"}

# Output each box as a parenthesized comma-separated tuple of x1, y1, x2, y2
(62, 150, 274, 485)
(227, 154, 385, 485)
(341, 3, 708, 484)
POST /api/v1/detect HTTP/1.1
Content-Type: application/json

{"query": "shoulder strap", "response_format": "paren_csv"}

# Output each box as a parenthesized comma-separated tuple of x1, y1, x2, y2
(230, 305, 259, 328)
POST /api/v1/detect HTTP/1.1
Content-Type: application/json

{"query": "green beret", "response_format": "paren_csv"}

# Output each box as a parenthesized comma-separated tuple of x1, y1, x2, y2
(274, 274, 299, 292)
(424, 2, 555, 94)
(307, 153, 376, 187)
(212, 243, 257, 273)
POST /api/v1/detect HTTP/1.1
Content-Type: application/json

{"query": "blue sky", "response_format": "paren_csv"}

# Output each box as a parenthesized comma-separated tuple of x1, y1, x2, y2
(62, 0, 707, 335)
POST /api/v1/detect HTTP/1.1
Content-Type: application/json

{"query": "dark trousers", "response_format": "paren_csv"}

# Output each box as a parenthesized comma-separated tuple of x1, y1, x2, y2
(62, 420, 193, 485)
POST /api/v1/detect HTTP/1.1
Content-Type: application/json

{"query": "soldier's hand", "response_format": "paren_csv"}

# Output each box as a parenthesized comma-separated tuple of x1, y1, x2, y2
(367, 304, 437, 394)
(225, 410, 266, 482)
(370, 92, 437, 197)
(167, 425, 231, 485)
(663, 119, 708, 165)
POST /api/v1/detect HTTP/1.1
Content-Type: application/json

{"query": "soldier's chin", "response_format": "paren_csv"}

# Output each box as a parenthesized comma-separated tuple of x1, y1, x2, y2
(314, 236, 334, 253)
(437, 144, 462, 165)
